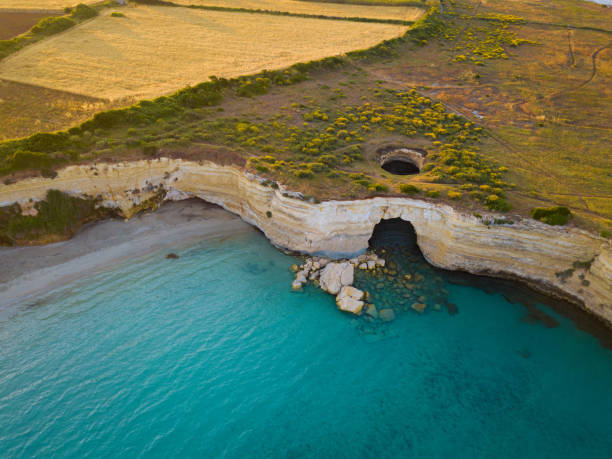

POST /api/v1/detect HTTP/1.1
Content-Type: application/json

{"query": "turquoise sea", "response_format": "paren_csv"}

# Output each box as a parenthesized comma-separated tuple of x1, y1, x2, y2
(1, 223, 612, 458)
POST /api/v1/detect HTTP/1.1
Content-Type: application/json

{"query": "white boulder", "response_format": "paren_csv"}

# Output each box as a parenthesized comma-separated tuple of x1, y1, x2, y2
(319, 262, 354, 295)
(336, 286, 365, 315)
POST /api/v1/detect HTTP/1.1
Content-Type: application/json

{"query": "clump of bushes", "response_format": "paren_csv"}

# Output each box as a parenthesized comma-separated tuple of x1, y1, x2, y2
(485, 194, 511, 211)
(399, 184, 420, 194)
(0, 190, 110, 245)
(531, 206, 571, 225)
(110, 12, 126, 17)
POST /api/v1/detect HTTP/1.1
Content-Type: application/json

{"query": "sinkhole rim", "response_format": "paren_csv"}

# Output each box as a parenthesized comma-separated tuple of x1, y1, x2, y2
(377, 146, 427, 176)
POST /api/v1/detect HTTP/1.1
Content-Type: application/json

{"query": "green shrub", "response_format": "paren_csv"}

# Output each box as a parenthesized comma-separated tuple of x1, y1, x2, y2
(30, 16, 75, 35)
(369, 183, 388, 192)
(531, 206, 571, 225)
(601, 230, 611, 239)
(425, 190, 440, 198)
(486, 195, 511, 212)
(294, 169, 313, 178)
(0, 190, 107, 245)
(10, 150, 55, 171)
(142, 144, 158, 157)
(70, 3, 98, 21)
(399, 184, 420, 194)
(110, 12, 126, 18)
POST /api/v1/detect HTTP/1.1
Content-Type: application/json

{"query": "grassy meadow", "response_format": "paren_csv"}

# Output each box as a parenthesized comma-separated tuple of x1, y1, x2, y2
(173, 0, 425, 21)
(0, 4, 407, 101)
(0, 0, 610, 238)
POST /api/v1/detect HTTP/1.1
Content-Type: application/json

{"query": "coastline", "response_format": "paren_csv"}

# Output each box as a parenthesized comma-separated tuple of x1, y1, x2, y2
(0, 200, 251, 307)
(1, 158, 611, 326)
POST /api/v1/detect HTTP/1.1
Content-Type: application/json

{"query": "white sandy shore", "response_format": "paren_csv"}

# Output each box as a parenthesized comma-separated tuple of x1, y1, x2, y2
(0, 200, 251, 307)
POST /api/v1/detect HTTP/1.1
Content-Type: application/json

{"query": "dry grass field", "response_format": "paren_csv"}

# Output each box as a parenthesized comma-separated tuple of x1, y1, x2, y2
(0, 80, 122, 140)
(0, 4, 407, 100)
(175, 0, 425, 21)
(0, 0, 94, 12)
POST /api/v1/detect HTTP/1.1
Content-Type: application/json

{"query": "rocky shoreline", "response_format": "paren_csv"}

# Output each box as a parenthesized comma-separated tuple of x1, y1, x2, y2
(291, 249, 455, 321)
(291, 253, 386, 316)
(1, 158, 611, 325)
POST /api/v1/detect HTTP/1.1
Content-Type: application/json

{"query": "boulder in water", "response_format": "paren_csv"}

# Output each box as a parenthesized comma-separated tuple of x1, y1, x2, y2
(411, 302, 427, 313)
(319, 262, 354, 295)
(379, 308, 396, 322)
(166, 253, 179, 259)
(365, 303, 378, 318)
(336, 286, 365, 315)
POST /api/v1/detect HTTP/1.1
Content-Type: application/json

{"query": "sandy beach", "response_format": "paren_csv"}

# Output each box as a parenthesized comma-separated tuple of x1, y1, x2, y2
(0, 199, 251, 307)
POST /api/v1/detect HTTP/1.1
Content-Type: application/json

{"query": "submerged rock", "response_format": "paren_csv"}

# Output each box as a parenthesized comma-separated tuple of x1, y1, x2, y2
(166, 253, 179, 259)
(411, 302, 427, 313)
(379, 308, 396, 322)
(336, 286, 365, 315)
(320, 262, 354, 295)
(365, 303, 378, 318)
(291, 279, 304, 291)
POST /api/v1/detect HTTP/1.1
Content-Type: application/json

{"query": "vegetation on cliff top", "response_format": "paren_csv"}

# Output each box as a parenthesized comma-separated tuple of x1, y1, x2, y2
(0, 190, 114, 245)
(0, 0, 610, 238)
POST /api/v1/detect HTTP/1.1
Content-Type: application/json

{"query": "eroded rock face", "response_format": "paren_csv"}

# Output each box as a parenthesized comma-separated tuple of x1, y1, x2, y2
(319, 262, 354, 295)
(1, 158, 610, 325)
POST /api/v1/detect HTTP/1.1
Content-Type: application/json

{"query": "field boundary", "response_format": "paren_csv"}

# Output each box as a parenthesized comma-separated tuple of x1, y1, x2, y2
(0, 76, 112, 101)
(0, 8, 65, 13)
(0, 3, 106, 63)
(296, 0, 427, 6)
(132, 0, 417, 25)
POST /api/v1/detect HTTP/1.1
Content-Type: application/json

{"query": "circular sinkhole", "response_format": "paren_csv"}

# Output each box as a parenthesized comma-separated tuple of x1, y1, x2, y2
(381, 159, 420, 175)
(378, 146, 427, 176)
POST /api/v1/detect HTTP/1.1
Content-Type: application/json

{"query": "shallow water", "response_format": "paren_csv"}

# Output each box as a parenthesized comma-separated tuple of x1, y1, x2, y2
(1, 226, 611, 458)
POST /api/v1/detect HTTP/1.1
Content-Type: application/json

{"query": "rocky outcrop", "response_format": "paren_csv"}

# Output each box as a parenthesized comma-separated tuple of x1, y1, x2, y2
(1, 158, 611, 324)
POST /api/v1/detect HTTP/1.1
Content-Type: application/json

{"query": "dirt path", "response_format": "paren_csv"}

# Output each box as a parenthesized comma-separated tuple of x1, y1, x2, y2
(567, 31, 575, 67)
(550, 42, 611, 100)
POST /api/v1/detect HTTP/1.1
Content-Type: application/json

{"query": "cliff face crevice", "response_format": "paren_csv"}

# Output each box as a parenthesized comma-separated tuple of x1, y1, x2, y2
(1, 158, 611, 324)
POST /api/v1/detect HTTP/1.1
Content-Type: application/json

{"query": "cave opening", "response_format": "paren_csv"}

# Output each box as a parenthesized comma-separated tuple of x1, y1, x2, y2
(380, 159, 420, 175)
(368, 218, 421, 255)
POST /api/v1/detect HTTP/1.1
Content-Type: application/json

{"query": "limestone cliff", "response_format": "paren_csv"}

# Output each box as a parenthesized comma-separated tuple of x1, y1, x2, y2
(1, 158, 610, 323)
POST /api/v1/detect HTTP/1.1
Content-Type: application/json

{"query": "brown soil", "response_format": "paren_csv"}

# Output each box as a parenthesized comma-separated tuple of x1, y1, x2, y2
(0, 11, 59, 40)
